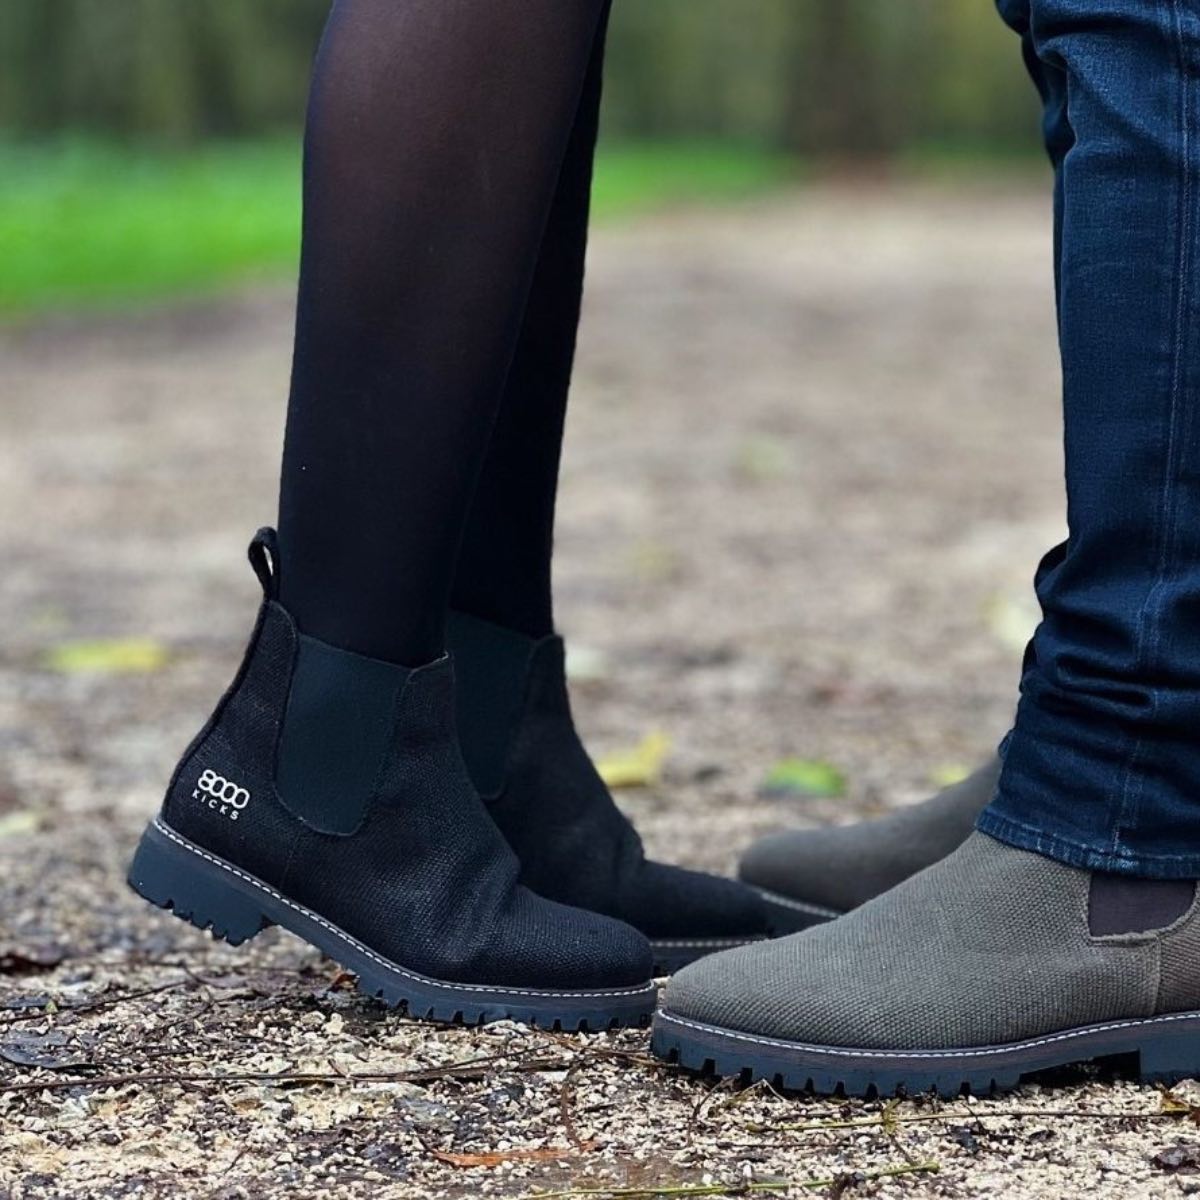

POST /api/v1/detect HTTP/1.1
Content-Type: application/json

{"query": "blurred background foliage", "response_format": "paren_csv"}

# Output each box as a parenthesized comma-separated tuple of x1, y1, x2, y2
(0, 0, 1033, 150)
(0, 0, 1040, 313)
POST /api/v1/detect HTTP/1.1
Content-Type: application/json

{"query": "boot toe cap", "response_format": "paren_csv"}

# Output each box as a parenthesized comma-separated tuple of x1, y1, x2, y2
(509, 892, 655, 991)
(630, 861, 770, 940)
(661, 937, 795, 1035)
(738, 828, 859, 911)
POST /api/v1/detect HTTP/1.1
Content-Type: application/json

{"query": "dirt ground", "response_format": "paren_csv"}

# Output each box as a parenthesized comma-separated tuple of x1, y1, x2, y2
(5, 181, 1199, 1199)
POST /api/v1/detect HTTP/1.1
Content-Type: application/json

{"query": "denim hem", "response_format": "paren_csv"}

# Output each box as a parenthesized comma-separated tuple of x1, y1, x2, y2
(977, 806, 1200, 879)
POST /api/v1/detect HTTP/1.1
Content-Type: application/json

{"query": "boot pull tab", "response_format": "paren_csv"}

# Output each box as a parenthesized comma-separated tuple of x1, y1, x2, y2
(247, 527, 281, 600)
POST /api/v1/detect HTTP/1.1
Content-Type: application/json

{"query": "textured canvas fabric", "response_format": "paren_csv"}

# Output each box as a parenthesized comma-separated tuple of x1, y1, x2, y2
(161, 600, 652, 990)
(448, 611, 768, 941)
(664, 833, 1200, 1050)
(1157, 898, 1200, 1015)
(739, 759, 999, 912)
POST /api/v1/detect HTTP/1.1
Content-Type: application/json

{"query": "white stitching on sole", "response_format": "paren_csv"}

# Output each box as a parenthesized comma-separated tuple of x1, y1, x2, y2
(151, 820, 654, 1002)
(753, 888, 841, 919)
(650, 938, 766, 949)
(655, 1009, 1200, 1062)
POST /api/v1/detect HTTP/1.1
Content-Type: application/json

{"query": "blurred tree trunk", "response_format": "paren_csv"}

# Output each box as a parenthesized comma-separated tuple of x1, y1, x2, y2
(781, 1, 908, 161)
(0, 0, 324, 142)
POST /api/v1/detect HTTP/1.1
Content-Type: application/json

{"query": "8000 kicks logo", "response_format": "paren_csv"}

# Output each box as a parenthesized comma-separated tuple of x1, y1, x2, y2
(193, 769, 251, 821)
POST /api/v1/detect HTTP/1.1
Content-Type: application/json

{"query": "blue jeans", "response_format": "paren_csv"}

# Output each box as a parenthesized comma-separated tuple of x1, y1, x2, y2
(979, 0, 1200, 877)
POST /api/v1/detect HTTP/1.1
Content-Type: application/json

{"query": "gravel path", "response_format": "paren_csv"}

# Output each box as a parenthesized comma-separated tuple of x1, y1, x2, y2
(5, 181, 1197, 1198)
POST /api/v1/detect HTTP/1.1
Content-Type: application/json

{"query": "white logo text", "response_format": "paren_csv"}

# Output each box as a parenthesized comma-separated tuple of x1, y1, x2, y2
(193, 769, 250, 821)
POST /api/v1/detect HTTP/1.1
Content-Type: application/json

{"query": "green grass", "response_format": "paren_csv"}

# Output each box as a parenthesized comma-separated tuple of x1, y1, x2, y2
(896, 137, 1046, 179)
(0, 139, 793, 316)
(589, 141, 794, 219)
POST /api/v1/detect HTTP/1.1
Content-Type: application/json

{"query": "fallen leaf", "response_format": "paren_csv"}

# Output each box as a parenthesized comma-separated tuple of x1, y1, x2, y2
(628, 540, 679, 581)
(2, 993, 53, 1012)
(0, 945, 65, 975)
(565, 643, 608, 683)
(0, 1031, 89, 1070)
(432, 1144, 589, 1168)
(929, 763, 971, 789)
(0, 776, 21, 814)
(1152, 1142, 1200, 1173)
(947, 1124, 983, 1154)
(878, 1098, 903, 1134)
(43, 638, 171, 675)
(983, 592, 1039, 654)
(1160, 1089, 1196, 1115)
(758, 757, 846, 799)
(0, 810, 40, 838)
(395, 1094, 456, 1133)
(734, 434, 792, 482)
(596, 732, 671, 789)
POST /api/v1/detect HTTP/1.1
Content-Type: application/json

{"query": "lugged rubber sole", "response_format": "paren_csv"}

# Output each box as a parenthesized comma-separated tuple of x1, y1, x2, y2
(649, 937, 767, 976)
(128, 819, 657, 1031)
(651, 1008, 1200, 1097)
(749, 886, 841, 936)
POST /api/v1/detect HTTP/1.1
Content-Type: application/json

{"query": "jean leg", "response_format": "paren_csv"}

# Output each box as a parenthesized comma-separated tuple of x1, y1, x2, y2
(998, 0, 1071, 318)
(980, 0, 1200, 876)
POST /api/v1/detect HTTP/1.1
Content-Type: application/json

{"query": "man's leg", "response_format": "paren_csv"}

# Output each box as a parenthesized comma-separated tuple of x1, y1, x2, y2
(652, 0, 1200, 1092)
(980, 0, 1200, 878)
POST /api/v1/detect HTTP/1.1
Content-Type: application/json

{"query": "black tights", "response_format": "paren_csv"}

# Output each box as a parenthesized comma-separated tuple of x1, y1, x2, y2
(277, 0, 609, 665)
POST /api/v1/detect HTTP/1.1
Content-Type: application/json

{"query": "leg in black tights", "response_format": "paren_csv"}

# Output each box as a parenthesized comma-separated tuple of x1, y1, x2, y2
(129, 0, 658, 1027)
(278, 0, 609, 667)
(449, 4, 609, 639)
(444, 8, 771, 971)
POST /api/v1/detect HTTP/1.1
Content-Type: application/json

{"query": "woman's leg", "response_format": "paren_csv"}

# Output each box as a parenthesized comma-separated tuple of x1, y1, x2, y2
(448, 5, 608, 639)
(128, 0, 655, 1028)
(442, 5, 769, 970)
(278, 0, 608, 667)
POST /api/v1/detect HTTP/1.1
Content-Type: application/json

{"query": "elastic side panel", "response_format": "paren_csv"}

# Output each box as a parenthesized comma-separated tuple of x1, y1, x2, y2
(445, 612, 541, 799)
(276, 633, 410, 834)
(1089, 875, 1197, 937)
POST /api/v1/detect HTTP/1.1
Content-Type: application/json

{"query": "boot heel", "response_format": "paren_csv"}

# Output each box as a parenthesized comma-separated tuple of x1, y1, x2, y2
(128, 822, 272, 946)
(1138, 1019, 1200, 1084)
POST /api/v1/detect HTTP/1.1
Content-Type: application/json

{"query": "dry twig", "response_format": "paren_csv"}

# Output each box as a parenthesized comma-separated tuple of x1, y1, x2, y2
(521, 1160, 940, 1199)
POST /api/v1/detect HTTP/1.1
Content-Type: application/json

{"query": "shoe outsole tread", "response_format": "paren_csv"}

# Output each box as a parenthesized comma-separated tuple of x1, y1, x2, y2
(652, 1008, 1200, 1098)
(128, 819, 656, 1031)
